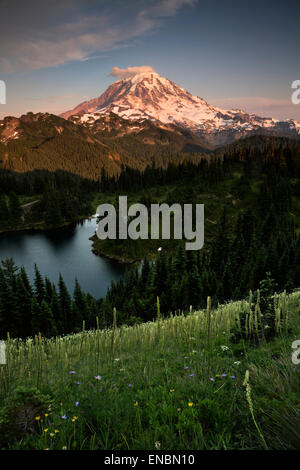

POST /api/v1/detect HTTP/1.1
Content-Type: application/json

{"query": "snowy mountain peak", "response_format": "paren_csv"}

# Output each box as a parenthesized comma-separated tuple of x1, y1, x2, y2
(61, 68, 300, 146)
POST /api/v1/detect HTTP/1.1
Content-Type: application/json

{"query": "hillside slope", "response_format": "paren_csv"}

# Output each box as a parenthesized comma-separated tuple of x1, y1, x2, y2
(0, 290, 299, 450)
(0, 112, 210, 179)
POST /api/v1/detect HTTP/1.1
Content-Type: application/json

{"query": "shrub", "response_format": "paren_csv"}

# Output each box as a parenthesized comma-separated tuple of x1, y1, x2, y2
(0, 386, 52, 447)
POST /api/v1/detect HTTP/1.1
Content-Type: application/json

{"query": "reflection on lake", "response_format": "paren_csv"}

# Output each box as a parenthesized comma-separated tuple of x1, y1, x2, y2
(0, 218, 127, 299)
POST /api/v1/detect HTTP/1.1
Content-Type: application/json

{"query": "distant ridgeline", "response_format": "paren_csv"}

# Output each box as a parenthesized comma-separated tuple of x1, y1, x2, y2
(0, 112, 211, 180)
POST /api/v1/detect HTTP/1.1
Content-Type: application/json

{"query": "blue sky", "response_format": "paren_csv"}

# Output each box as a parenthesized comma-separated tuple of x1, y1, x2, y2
(0, 0, 299, 120)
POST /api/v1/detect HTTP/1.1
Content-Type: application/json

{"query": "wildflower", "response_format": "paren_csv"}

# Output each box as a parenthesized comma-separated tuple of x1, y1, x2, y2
(188, 402, 193, 407)
(54, 430, 59, 433)
(234, 361, 241, 365)
(221, 345, 229, 351)
(75, 401, 79, 407)
(114, 358, 120, 362)
(231, 376, 236, 379)
(94, 375, 102, 380)
(184, 356, 189, 359)
(134, 401, 138, 407)
(128, 383, 132, 388)
(44, 428, 48, 433)
(50, 433, 54, 437)
(155, 442, 161, 449)
(69, 371, 76, 375)
(61, 415, 67, 420)
(189, 373, 195, 377)
(75, 382, 81, 385)
(209, 377, 215, 382)
(169, 389, 175, 393)
(221, 373, 227, 377)
(73, 416, 78, 420)
(177, 408, 181, 412)
(44, 413, 49, 417)
(35, 416, 41, 421)
(184, 366, 189, 370)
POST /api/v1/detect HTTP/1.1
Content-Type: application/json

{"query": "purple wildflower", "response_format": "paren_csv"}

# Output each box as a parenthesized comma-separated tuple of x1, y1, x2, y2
(61, 415, 67, 419)
(231, 376, 236, 379)
(189, 373, 195, 377)
(221, 374, 227, 377)
(69, 371, 76, 375)
(128, 383, 132, 388)
(94, 375, 101, 380)
(209, 377, 215, 382)
(184, 366, 189, 370)
(75, 402, 79, 407)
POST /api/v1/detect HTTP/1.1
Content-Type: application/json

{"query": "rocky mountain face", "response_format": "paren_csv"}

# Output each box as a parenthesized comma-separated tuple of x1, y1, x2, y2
(61, 71, 300, 146)
(1, 70, 299, 179)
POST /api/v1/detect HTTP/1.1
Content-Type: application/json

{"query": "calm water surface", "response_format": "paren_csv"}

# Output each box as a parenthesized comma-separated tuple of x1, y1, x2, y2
(0, 217, 127, 299)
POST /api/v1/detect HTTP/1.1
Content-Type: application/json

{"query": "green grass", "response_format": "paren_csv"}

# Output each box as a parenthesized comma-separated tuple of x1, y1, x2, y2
(0, 290, 299, 450)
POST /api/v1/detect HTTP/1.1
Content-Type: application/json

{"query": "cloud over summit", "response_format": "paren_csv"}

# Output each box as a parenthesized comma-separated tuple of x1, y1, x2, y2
(110, 66, 156, 80)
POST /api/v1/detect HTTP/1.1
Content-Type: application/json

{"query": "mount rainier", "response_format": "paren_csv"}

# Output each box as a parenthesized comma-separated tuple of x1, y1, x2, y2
(61, 69, 300, 146)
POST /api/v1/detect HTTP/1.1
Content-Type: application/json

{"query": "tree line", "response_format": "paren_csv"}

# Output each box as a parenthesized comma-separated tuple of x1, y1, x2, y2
(0, 260, 99, 339)
(0, 169, 99, 230)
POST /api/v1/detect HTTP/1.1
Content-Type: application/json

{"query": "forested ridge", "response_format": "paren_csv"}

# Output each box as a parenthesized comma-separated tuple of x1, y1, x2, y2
(0, 112, 209, 179)
(0, 135, 299, 338)
(0, 170, 99, 231)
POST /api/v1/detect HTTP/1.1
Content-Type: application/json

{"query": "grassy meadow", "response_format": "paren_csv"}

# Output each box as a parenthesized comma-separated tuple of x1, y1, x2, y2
(0, 290, 299, 450)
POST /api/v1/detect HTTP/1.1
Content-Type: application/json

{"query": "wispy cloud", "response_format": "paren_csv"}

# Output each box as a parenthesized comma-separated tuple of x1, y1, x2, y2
(0, 0, 197, 73)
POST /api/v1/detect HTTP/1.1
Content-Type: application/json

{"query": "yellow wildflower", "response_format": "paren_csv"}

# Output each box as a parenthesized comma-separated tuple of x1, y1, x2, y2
(188, 402, 193, 407)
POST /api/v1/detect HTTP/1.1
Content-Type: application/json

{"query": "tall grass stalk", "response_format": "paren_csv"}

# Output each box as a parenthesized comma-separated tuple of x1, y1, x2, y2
(243, 370, 268, 450)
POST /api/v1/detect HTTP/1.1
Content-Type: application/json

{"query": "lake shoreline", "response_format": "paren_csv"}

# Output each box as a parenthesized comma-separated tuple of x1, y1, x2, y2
(0, 216, 127, 298)
(90, 235, 139, 264)
(0, 213, 143, 266)
(0, 213, 96, 236)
